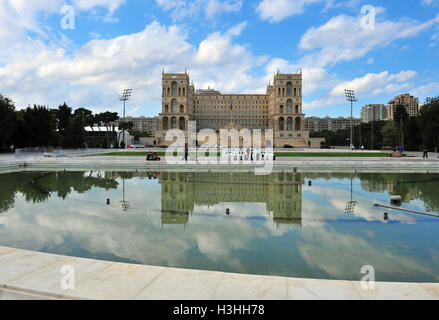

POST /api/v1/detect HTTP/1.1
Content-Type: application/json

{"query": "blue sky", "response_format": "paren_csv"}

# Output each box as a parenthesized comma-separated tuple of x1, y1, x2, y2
(0, 0, 438, 118)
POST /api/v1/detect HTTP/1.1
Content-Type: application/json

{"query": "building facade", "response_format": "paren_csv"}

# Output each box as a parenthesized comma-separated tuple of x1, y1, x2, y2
(159, 171, 303, 228)
(386, 93, 419, 120)
(114, 116, 159, 135)
(155, 70, 323, 147)
(360, 104, 387, 123)
(305, 116, 362, 132)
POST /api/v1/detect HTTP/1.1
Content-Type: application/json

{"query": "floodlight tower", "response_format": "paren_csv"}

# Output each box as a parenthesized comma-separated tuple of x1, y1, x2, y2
(120, 178, 130, 212)
(119, 89, 132, 148)
(344, 89, 357, 150)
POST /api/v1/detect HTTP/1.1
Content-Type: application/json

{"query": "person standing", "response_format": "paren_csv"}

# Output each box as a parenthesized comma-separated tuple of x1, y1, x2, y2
(423, 147, 428, 159)
(10, 143, 14, 153)
(184, 143, 188, 161)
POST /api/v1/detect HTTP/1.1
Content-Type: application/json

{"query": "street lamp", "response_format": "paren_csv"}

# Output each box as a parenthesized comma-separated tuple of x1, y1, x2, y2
(119, 89, 132, 149)
(345, 89, 357, 150)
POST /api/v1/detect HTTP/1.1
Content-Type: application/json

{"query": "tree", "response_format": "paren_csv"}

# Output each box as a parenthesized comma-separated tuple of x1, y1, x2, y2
(394, 104, 409, 123)
(18, 105, 57, 147)
(56, 103, 72, 136)
(418, 96, 439, 150)
(74, 108, 95, 131)
(404, 117, 421, 151)
(0, 95, 17, 151)
(64, 115, 86, 148)
(382, 122, 399, 148)
(95, 111, 119, 148)
(118, 121, 134, 145)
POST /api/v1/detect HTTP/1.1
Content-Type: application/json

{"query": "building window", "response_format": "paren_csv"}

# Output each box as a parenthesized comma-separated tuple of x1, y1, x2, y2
(171, 81, 177, 96)
(171, 99, 177, 113)
(287, 100, 292, 113)
(287, 117, 292, 131)
(286, 82, 292, 96)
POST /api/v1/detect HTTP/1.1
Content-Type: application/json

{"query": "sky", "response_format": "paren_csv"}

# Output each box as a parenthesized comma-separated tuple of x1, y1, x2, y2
(0, 0, 438, 118)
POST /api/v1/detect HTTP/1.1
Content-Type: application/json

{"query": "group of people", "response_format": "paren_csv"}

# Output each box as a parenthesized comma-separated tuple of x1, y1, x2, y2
(146, 152, 160, 161)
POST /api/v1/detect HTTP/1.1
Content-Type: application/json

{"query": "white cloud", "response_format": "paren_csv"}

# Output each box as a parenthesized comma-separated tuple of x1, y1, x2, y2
(299, 10, 439, 68)
(411, 82, 439, 98)
(71, 0, 126, 14)
(422, 0, 435, 6)
(155, 0, 242, 22)
(264, 58, 338, 95)
(256, 0, 322, 23)
(0, 19, 262, 114)
(303, 70, 417, 110)
(330, 70, 417, 97)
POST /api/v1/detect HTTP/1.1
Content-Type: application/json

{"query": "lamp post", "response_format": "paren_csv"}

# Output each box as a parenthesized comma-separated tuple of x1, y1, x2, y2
(345, 89, 357, 150)
(119, 89, 132, 149)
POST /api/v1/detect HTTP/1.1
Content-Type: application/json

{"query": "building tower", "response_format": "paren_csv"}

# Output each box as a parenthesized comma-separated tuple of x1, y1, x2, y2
(159, 70, 192, 138)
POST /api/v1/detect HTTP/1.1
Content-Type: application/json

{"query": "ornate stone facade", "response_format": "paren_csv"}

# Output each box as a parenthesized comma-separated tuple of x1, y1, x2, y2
(155, 70, 323, 147)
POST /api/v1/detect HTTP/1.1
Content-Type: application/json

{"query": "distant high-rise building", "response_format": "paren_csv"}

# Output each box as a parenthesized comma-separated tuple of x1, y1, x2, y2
(361, 104, 387, 123)
(305, 116, 362, 132)
(386, 93, 419, 120)
(114, 116, 159, 135)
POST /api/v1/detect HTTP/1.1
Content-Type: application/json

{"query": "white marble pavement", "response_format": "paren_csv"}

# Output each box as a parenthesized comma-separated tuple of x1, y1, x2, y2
(0, 246, 438, 300)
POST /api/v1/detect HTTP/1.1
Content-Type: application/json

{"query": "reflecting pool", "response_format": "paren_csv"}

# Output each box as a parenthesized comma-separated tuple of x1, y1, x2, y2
(0, 170, 439, 282)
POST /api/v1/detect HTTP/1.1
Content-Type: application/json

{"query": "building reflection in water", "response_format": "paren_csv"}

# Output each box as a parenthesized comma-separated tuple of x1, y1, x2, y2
(158, 172, 304, 228)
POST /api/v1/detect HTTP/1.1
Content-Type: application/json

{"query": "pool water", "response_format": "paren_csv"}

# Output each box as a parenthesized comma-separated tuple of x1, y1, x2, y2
(0, 170, 438, 283)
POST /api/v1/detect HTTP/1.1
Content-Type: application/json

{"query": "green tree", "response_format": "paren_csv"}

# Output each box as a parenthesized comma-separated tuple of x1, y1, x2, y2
(95, 111, 119, 148)
(0, 95, 17, 151)
(74, 108, 95, 131)
(382, 122, 399, 148)
(404, 117, 421, 151)
(56, 103, 72, 136)
(18, 105, 57, 147)
(118, 121, 134, 145)
(394, 104, 409, 123)
(64, 115, 86, 148)
(418, 96, 439, 150)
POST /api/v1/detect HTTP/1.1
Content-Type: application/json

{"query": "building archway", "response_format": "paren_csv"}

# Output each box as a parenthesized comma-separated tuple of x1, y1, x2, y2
(287, 117, 293, 131)
(295, 117, 301, 131)
(286, 82, 292, 96)
(279, 117, 285, 131)
(162, 117, 169, 130)
(171, 81, 177, 96)
(179, 117, 185, 130)
(287, 99, 292, 113)
(171, 99, 177, 113)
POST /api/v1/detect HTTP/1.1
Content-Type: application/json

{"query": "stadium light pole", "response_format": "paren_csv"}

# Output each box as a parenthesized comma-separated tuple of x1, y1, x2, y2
(345, 89, 357, 150)
(119, 89, 132, 149)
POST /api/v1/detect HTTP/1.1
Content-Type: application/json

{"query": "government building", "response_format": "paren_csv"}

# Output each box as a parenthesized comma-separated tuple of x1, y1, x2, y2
(150, 70, 323, 148)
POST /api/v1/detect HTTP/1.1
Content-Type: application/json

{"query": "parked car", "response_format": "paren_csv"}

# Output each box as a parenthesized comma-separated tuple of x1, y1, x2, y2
(283, 144, 294, 149)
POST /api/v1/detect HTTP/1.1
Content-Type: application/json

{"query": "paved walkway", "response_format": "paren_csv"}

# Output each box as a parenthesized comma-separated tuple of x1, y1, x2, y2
(0, 246, 438, 300)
